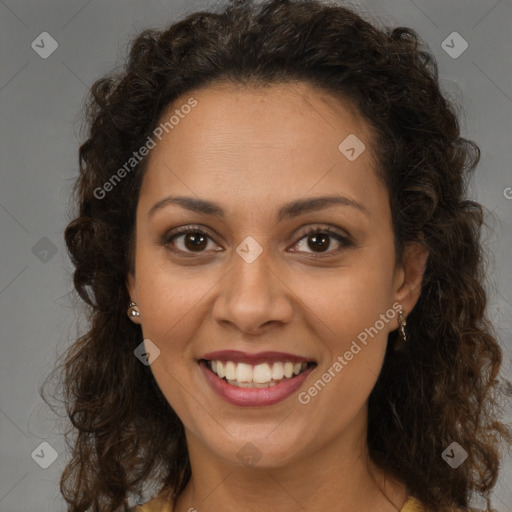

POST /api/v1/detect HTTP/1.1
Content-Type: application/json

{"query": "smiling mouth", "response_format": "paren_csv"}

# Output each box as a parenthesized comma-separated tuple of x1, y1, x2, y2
(200, 359, 317, 388)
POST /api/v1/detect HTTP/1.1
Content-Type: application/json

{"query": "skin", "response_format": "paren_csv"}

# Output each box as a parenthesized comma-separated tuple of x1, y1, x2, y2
(127, 81, 429, 512)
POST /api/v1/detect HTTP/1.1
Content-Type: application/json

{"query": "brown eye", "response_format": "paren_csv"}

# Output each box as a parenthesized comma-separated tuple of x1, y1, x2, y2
(183, 232, 208, 251)
(307, 233, 330, 252)
(291, 227, 353, 256)
(163, 227, 218, 254)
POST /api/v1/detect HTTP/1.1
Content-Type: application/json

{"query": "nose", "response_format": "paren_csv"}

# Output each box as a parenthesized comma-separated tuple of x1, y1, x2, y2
(211, 250, 294, 336)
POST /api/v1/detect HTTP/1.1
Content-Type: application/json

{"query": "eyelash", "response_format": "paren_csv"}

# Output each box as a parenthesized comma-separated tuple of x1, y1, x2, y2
(161, 224, 353, 258)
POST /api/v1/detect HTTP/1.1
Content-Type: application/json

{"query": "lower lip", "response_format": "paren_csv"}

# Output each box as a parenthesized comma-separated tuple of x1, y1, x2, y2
(199, 361, 315, 407)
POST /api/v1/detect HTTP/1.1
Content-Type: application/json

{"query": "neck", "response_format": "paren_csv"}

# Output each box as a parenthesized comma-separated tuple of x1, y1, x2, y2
(173, 410, 407, 512)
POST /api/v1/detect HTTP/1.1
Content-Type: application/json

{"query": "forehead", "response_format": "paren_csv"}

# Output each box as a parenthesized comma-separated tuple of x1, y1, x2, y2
(154, 81, 373, 156)
(138, 81, 385, 219)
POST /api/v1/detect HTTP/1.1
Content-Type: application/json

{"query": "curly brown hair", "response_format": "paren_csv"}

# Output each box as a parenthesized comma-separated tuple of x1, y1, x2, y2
(42, 0, 511, 511)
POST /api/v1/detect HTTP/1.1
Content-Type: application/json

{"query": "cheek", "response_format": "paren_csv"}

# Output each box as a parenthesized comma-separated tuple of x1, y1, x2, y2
(289, 249, 395, 394)
(134, 249, 216, 342)
(133, 257, 209, 414)
(294, 259, 395, 340)
(296, 269, 392, 425)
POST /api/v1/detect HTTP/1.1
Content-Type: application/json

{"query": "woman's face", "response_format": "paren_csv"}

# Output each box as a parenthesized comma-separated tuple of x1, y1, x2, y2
(128, 82, 426, 468)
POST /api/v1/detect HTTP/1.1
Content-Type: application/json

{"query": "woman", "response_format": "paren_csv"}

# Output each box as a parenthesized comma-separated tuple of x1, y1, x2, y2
(49, 0, 511, 510)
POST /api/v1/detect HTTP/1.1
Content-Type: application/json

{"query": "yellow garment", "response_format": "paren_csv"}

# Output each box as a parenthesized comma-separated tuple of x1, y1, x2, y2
(135, 494, 426, 511)
(134, 493, 173, 512)
(401, 496, 426, 512)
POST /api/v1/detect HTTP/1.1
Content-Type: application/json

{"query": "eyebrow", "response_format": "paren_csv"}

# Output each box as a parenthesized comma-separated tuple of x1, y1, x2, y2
(147, 194, 369, 221)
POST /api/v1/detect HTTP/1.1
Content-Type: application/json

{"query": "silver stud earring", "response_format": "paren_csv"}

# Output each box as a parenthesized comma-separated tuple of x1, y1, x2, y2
(127, 302, 140, 319)
(398, 308, 407, 343)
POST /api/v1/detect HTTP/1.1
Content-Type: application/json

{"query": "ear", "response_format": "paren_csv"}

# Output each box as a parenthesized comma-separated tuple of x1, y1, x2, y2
(126, 271, 137, 303)
(392, 242, 429, 321)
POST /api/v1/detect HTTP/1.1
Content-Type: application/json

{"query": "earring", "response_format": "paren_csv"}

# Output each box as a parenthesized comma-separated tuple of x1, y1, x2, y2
(127, 301, 140, 319)
(398, 308, 407, 343)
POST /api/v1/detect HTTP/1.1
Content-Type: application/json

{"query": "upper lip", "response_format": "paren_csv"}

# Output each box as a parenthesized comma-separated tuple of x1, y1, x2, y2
(200, 350, 315, 365)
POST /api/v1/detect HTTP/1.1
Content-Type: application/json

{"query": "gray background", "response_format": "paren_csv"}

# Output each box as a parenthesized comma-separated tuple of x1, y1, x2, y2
(0, 0, 511, 511)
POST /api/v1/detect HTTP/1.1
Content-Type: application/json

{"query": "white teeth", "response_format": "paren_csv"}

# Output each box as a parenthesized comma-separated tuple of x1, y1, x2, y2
(271, 362, 284, 380)
(227, 379, 277, 388)
(253, 363, 272, 383)
(236, 362, 253, 382)
(253, 381, 272, 388)
(225, 361, 236, 381)
(207, 359, 309, 387)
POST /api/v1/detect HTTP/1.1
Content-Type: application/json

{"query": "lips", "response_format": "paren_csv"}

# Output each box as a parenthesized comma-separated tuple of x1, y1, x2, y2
(199, 350, 317, 406)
